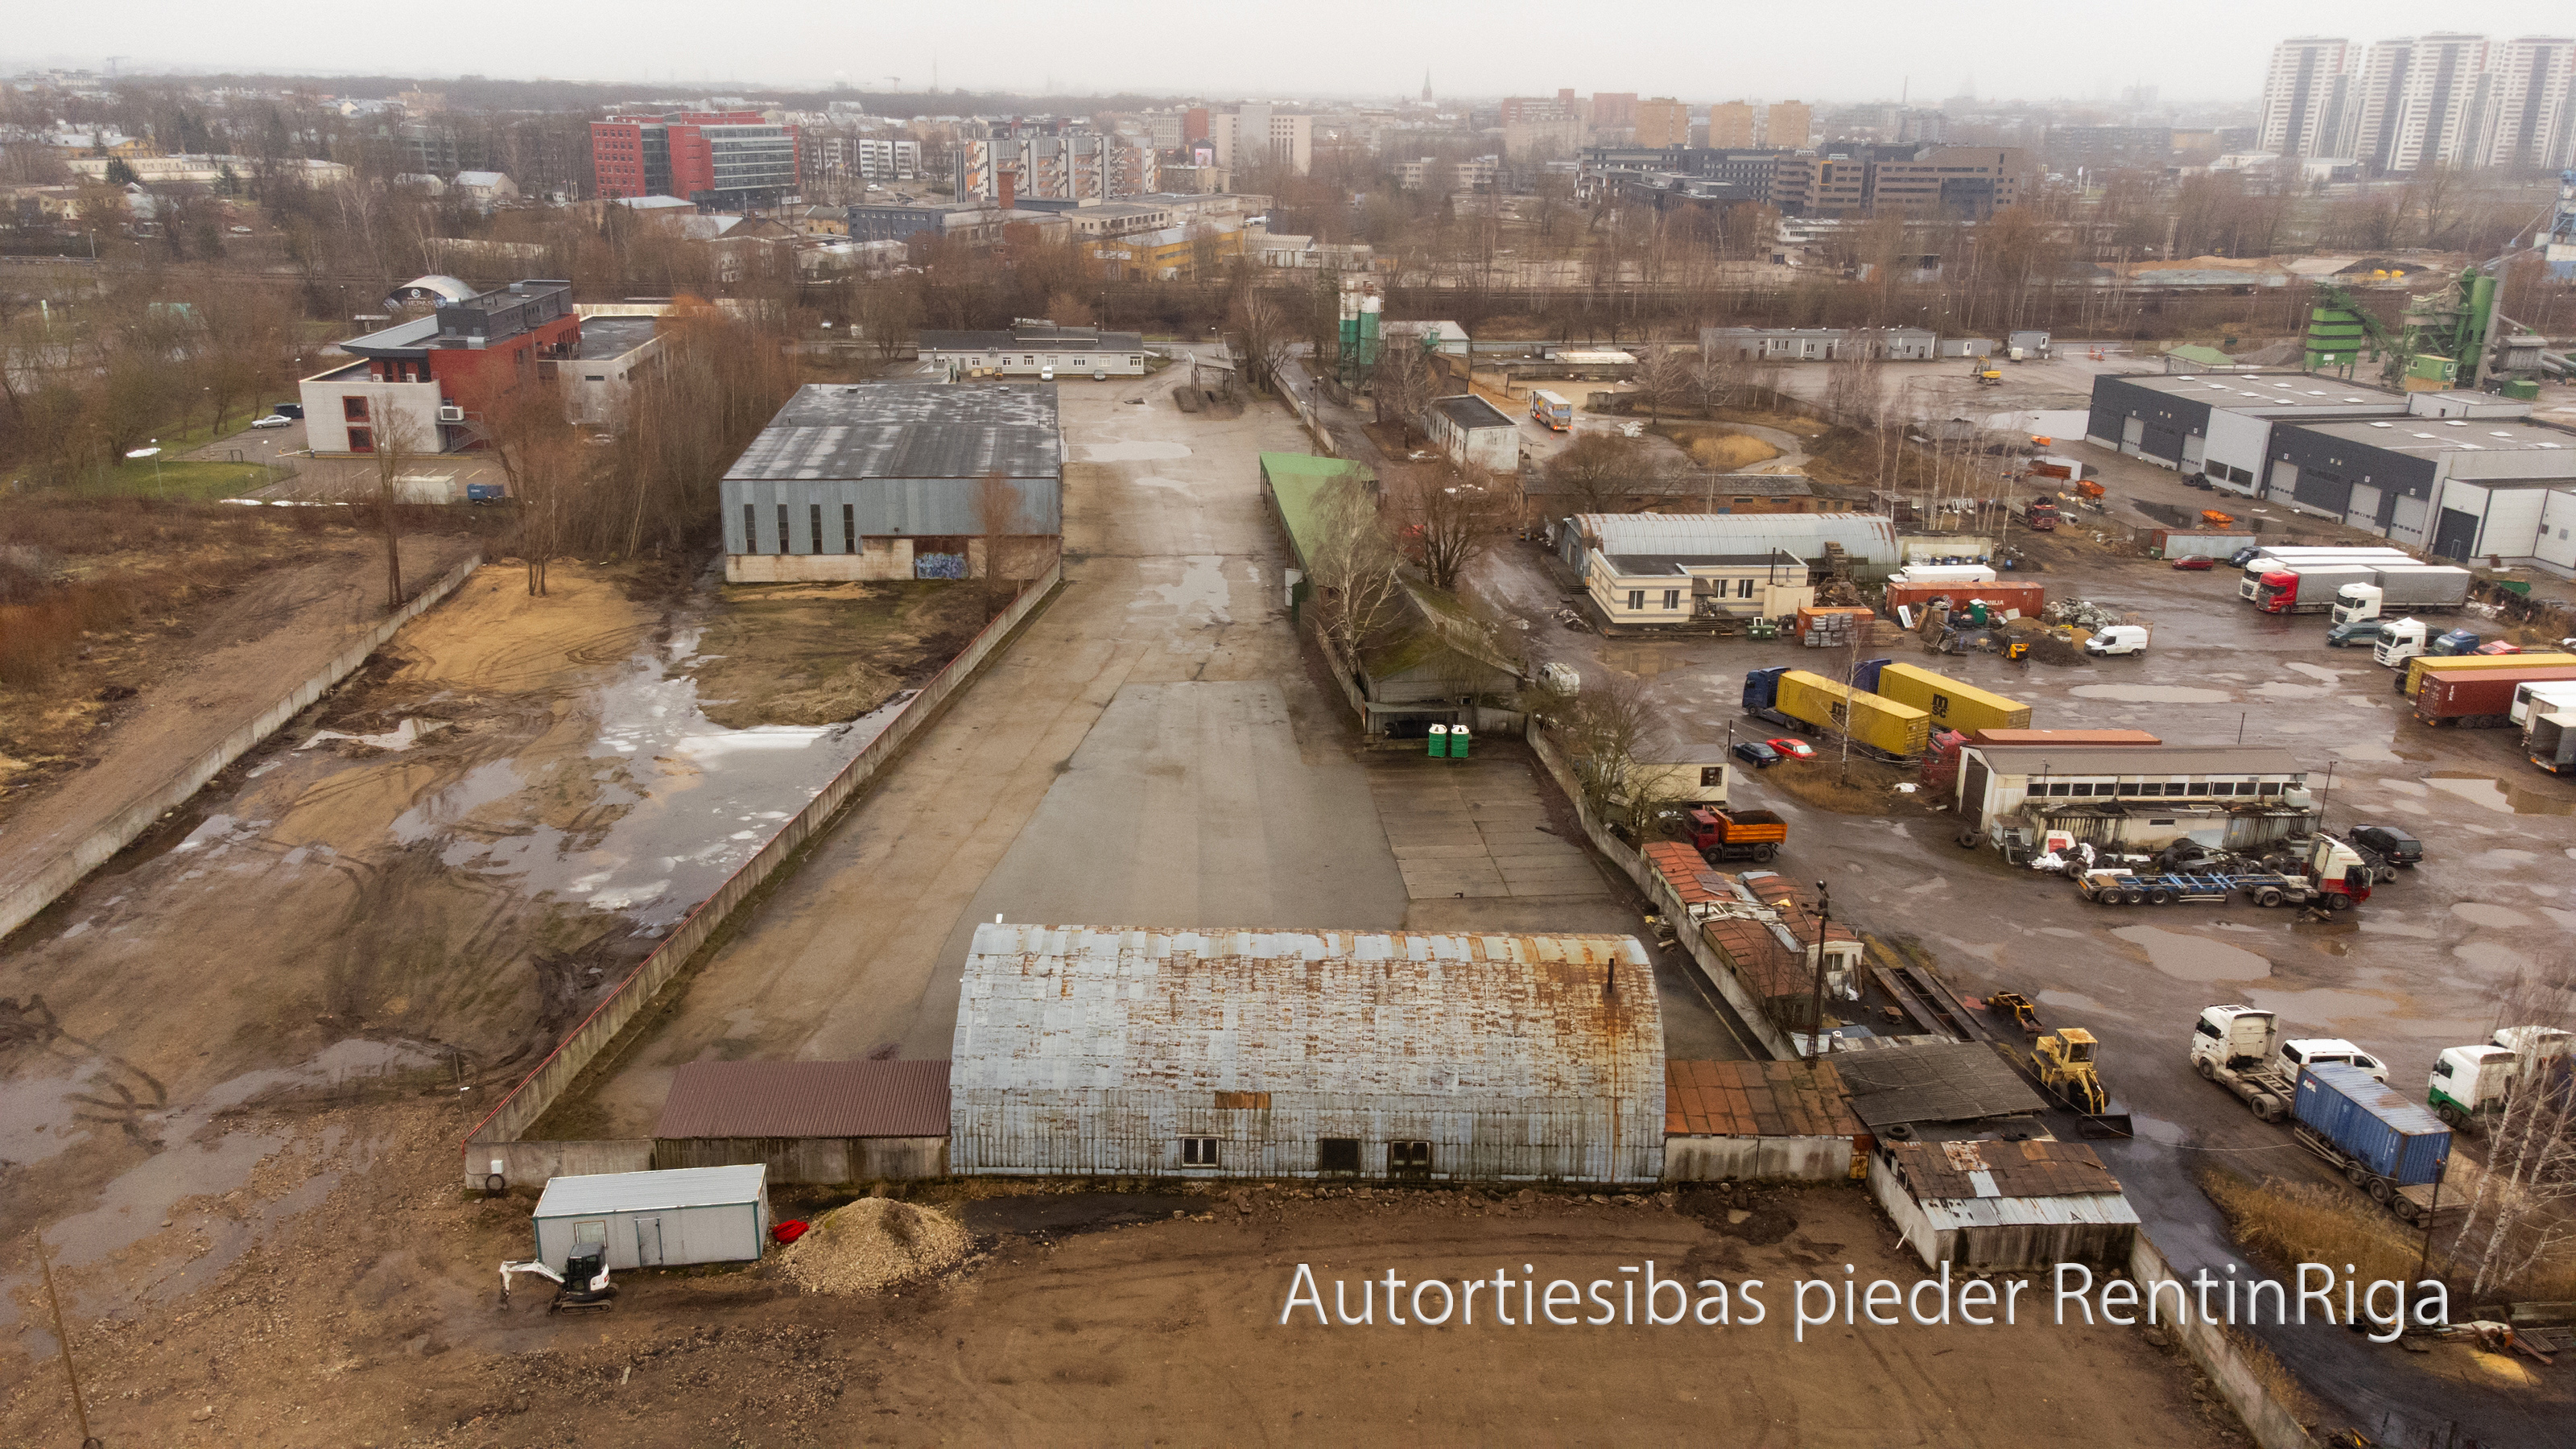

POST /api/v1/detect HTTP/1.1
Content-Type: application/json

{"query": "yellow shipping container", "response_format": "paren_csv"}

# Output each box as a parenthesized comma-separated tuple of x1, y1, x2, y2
(1776, 670, 1933, 758)
(2401, 652, 2576, 697)
(1870, 662, 2034, 733)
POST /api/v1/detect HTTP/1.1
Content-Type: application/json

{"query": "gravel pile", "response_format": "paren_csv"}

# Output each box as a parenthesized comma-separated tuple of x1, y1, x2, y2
(775, 1198, 971, 1296)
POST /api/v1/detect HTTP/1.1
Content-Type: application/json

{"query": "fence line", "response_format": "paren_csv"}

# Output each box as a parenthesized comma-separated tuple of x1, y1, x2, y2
(460, 559, 1067, 1177)
(0, 550, 484, 943)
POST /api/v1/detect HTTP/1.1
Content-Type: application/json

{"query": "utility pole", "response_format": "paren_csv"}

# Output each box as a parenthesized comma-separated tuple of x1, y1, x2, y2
(35, 1234, 102, 1448)
(1806, 880, 1833, 1070)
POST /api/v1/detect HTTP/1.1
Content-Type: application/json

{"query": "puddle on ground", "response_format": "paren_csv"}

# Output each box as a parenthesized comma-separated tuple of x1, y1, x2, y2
(1591, 643, 1693, 678)
(2107, 924, 2271, 981)
(2452, 941, 2532, 973)
(2358, 916, 2441, 939)
(2451, 902, 2533, 928)
(1071, 440, 1191, 462)
(2425, 772, 2576, 815)
(2541, 906, 2576, 930)
(2282, 662, 2349, 684)
(2069, 684, 2235, 704)
(1133, 554, 1236, 634)
(2329, 741, 2407, 763)
(2035, 988, 2107, 1014)
(2248, 682, 2338, 700)
(2242, 986, 2406, 1024)
(2033, 927, 2085, 939)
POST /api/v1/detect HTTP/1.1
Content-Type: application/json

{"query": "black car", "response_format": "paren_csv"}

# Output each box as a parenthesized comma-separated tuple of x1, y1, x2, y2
(271, 402, 305, 419)
(2226, 546, 2261, 568)
(2347, 824, 2423, 867)
(1731, 740, 1783, 769)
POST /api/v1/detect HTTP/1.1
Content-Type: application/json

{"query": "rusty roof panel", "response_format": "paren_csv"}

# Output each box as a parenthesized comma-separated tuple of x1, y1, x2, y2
(1664, 1059, 1863, 1138)
(653, 1059, 952, 1139)
(951, 924, 1663, 1100)
(1885, 1137, 2127, 1202)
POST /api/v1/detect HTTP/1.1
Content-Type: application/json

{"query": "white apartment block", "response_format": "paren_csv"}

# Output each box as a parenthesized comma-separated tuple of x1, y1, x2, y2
(857, 138, 920, 180)
(2479, 35, 2576, 170)
(2256, 36, 2359, 159)
(2352, 33, 2492, 173)
(1211, 106, 1312, 175)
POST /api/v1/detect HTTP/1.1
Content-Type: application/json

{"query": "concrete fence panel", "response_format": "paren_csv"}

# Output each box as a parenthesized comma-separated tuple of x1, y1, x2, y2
(2130, 1231, 2317, 1448)
(461, 561, 1065, 1177)
(0, 551, 484, 943)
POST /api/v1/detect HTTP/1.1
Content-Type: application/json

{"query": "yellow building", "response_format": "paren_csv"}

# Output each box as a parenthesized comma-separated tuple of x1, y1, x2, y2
(1635, 98, 1692, 149)
(1707, 101, 1757, 149)
(1086, 220, 1243, 280)
(1767, 101, 1812, 149)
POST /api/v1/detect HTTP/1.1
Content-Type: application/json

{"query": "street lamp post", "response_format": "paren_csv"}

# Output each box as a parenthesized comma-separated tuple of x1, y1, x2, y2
(1806, 880, 1833, 1069)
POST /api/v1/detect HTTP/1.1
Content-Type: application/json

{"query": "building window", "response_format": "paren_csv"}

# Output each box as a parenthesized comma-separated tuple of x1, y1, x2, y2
(1700, 766, 1724, 788)
(2070, 782, 2095, 797)
(2116, 782, 2140, 796)
(1387, 1141, 1432, 1179)
(2258, 782, 2283, 795)
(2164, 782, 2187, 796)
(776, 503, 790, 555)
(1736, 578, 1756, 599)
(1662, 589, 1681, 610)
(744, 503, 757, 553)
(1627, 590, 1645, 610)
(1181, 1137, 1220, 1166)
(347, 427, 373, 453)
(810, 503, 824, 555)
(1316, 1137, 1361, 1174)
(344, 396, 370, 422)
(843, 504, 856, 554)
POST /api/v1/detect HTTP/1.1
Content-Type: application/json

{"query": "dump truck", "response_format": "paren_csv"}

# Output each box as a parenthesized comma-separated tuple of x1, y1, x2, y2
(1853, 659, 2034, 733)
(2414, 663, 2576, 727)
(1686, 805, 1787, 864)
(2293, 1062, 2462, 1224)
(2394, 650, 2576, 696)
(1740, 667, 1933, 760)
(2022, 497, 2060, 531)
(2327, 566, 2474, 623)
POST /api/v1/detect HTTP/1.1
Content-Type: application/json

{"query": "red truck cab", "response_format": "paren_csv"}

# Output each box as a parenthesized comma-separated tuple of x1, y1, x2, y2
(2256, 571, 2298, 613)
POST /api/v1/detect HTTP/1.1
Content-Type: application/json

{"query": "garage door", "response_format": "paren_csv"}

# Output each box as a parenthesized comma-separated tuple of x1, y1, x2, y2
(2344, 484, 2380, 530)
(2433, 507, 2479, 561)
(2121, 417, 2145, 454)
(2182, 434, 2206, 468)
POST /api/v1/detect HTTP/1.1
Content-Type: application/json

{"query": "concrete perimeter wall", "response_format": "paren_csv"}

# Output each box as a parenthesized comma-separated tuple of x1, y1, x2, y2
(0, 550, 485, 943)
(2129, 1231, 2318, 1449)
(1527, 726, 1800, 1063)
(461, 559, 1066, 1180)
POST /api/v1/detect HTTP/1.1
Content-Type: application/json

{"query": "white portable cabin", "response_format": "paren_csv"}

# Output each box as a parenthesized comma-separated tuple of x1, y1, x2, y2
(530, 1164, 770, 1273)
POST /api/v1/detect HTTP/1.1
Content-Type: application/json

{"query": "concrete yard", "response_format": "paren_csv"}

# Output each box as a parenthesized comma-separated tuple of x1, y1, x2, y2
(575, 356, 1753, 1138)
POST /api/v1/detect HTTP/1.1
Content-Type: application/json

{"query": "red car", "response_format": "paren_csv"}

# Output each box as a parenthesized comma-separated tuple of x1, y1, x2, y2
(2170, 555, 2215, 570)
(2473, 640, 2523, 656)
(1764, 737, 1817, 760)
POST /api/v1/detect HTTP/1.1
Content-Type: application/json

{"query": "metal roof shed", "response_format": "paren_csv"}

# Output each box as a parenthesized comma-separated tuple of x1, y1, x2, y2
(1869, 1137, 2140, 1272)
(530, 1165, 770, 1274)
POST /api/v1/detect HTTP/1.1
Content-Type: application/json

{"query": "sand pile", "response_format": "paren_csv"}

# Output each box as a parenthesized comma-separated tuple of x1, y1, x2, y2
(774, 1198, 972, 1295)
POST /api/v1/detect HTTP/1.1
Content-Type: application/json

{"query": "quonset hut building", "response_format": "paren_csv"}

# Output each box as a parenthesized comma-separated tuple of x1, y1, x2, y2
(948, 923, 1666, 1184)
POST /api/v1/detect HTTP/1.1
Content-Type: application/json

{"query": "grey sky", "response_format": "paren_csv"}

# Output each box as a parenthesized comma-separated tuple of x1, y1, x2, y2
(10, 1, 2438, 103)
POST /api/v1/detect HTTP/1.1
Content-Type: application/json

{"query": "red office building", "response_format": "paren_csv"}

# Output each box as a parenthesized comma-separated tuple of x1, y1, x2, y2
(589, 111, 799, 209)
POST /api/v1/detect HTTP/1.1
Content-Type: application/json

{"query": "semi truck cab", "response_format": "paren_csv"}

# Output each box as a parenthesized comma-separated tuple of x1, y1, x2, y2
(2192, 1004, 2279, 1073)
(2429, 1044, 2516, 1125)
(2330, 584, 2383, 625)
(2253, 571, 2299, 613)
(2373, 618, 2427, 667)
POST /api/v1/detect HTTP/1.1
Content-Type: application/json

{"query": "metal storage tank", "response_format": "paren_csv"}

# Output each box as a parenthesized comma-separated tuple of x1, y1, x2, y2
(529, 1165, 771, 1274)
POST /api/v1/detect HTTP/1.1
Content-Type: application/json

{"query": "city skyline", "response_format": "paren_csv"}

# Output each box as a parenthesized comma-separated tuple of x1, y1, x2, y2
(6, 0, 2518, 105)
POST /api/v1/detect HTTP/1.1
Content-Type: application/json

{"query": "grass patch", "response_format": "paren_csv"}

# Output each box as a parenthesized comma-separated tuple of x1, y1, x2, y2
(60, 460, 276, 503)
(2201, 1170, 2427, 1289)
(1758, 754, 1912, 814)
(1648, 422, 1781, 471)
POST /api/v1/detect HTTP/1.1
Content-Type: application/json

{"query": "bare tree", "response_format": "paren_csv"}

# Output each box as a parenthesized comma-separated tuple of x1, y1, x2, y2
(1237, 291, 1294, 395)
(1304, 473, 1407, 669)
(366, 405, 428, 609)
(480, 384, 578, 596)
(1633, 343, 1693, 422)
(1558, 672, 1687, 836)
(974, 469, 1030, 607)
(1546, 431, 1652, 514)
(2454, 963, 2576, 1299)
(1369, 336, 1437, 444)
(1393, 461, 1502, 592)
(1691, 351, 1746, 419)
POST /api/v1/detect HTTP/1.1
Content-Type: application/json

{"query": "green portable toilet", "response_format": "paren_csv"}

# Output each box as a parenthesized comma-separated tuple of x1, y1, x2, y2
(1967, 600, 1991, 627)
(1449, 723, 1472, 759)
(1427, 724, 1448, 758)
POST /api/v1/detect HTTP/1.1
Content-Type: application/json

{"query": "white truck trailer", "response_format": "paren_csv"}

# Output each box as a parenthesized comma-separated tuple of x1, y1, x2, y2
(2327, 566, 2475, 624)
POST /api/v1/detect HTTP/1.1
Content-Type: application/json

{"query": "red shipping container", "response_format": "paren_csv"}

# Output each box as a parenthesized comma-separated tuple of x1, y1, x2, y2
(2413, 665, 2576, 727)
(1885, 581, 2046, 618)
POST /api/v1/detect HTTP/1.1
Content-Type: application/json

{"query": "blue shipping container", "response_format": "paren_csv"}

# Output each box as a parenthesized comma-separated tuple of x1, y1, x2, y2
(2294, 1063, 2451, 1184)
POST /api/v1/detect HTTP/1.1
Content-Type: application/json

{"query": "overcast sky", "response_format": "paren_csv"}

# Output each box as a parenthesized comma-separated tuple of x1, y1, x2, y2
(7, 1, 2438, 103)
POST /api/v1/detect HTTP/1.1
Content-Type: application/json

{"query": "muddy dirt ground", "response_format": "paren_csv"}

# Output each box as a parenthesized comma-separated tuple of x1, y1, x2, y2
(0, 558, 963, 1353)
(681, 581, 1005, 730)
(0, 1099, 2240, 1448)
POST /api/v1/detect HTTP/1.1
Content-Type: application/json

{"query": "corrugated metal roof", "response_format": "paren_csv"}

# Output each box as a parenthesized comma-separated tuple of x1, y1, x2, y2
(1831, 1042, 2048, 1127)
(653, 1059, 951, 1139)
(723, 382, 1062, 482)
(1574, 512, 1899, 565)
(1430, 394, 1517, 431)
(1666, 1059, 1862, 1137)
(532, 1164, 767, 1218)
(951, 924, 1662, 1100)
(1885, 1138, 2130, 1203)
